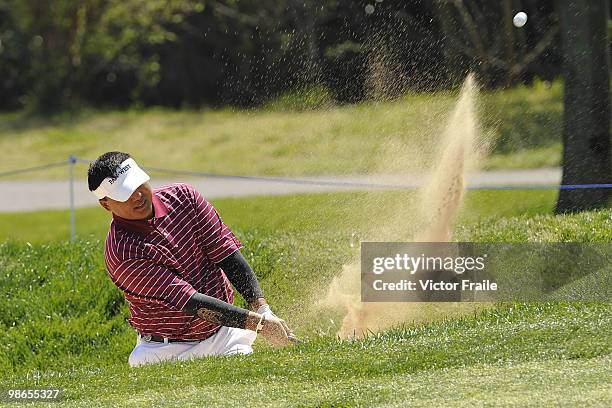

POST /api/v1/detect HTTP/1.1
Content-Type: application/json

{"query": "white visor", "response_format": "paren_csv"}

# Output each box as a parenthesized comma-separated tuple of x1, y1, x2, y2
(92, 158, 150, 202)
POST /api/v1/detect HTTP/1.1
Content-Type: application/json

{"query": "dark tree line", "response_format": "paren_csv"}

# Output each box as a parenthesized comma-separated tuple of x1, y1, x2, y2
(0, 0, 565, 111)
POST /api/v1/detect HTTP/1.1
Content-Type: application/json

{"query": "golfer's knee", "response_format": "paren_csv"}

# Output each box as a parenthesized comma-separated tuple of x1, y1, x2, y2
(223, 344, 253, 356)
(128, 346, 151, 367)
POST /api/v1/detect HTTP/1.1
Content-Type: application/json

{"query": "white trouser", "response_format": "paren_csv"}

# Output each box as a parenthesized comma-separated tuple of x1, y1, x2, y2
(128, 326, 257, 367)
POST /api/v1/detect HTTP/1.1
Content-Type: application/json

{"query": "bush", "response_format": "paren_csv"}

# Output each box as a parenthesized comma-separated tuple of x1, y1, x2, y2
(264, 85, 335, 111)
(0, 240, 133, 373)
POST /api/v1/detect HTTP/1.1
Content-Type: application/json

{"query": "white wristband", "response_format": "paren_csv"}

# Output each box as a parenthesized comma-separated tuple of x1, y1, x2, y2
(256, 314, 266, 333)
(257, 304, 272, 315)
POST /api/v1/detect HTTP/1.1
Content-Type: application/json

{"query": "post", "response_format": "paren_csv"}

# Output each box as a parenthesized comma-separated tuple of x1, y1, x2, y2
(69, 155, 77, 242)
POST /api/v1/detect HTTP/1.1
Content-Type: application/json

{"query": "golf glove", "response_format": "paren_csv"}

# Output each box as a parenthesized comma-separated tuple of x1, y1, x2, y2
(256, 304, 277, 318)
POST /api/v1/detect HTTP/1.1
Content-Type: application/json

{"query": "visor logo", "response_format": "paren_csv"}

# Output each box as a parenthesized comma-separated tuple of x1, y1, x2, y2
(108, 163, 131, 185)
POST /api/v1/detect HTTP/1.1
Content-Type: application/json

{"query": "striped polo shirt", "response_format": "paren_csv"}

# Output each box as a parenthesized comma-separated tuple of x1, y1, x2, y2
(104, 182, 242, 340)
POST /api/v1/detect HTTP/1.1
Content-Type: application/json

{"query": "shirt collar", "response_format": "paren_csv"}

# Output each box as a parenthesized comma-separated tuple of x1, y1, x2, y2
(112, 189, 169, 233)
(151, 192, 168, 218)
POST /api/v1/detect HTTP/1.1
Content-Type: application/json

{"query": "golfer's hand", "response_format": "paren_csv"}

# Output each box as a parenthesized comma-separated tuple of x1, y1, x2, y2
(259, 314, 292, 347)
(257, 304, 297, 342)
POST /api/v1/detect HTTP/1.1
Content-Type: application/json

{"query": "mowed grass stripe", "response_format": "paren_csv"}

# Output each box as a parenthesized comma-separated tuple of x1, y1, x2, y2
(50, 357, 611, 407)
(0, 190, 559, 243)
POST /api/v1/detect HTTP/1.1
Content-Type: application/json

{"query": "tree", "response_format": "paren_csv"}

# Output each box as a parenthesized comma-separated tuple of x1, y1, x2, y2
(430, 0, 561, 87)
(555, 0, 611, 213)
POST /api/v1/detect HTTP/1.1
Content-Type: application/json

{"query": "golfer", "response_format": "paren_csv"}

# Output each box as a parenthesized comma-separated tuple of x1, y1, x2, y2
(87, 151, 294, 367)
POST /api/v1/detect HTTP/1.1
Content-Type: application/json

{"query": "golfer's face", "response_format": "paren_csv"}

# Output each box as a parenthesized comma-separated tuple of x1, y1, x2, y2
(100, 182, 154, 220)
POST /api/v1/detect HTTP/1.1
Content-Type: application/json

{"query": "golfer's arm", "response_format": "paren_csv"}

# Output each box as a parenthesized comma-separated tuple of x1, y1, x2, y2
(183, 292, 261, 331)
(216, 250, 266, 309)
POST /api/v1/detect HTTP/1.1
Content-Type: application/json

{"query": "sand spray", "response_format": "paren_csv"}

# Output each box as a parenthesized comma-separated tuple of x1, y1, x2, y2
(318, 74, 490, 338)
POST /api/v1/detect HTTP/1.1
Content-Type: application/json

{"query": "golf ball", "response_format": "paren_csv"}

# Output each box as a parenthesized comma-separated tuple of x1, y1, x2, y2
(513, 12, 527, 28)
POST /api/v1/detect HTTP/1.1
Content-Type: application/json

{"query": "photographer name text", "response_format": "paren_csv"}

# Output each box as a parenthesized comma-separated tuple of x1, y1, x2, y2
(372, 279, 497, 291)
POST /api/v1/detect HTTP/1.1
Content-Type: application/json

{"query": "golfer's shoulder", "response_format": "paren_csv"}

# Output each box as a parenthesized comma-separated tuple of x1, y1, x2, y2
(104, 224, 141, 262)
(154, 182, 199, 203)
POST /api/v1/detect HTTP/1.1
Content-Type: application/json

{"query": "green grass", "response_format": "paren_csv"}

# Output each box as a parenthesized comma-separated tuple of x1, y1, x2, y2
(2, 303, 610, 407)
(483, 143, 561, 170)
(0, 80, 562, 179)
(0, 189, 610, 406)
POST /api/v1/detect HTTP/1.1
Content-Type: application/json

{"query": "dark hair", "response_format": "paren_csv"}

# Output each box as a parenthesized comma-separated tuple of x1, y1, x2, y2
(88, 151, 131, 191)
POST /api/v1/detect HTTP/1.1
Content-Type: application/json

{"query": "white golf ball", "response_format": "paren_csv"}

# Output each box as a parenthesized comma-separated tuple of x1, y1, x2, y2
(513, 12, 527, 27)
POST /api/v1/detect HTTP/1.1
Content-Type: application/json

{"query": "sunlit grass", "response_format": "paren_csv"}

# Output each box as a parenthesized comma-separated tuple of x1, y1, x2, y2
(0, 81, 562, 179)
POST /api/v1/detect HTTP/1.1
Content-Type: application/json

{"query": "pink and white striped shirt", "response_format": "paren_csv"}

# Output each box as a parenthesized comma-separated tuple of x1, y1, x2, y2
(104, 183, 242, 340)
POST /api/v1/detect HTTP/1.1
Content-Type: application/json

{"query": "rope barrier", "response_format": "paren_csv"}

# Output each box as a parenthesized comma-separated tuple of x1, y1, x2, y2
(0, 161, 69, 178)
(467, 183, 612, 191)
